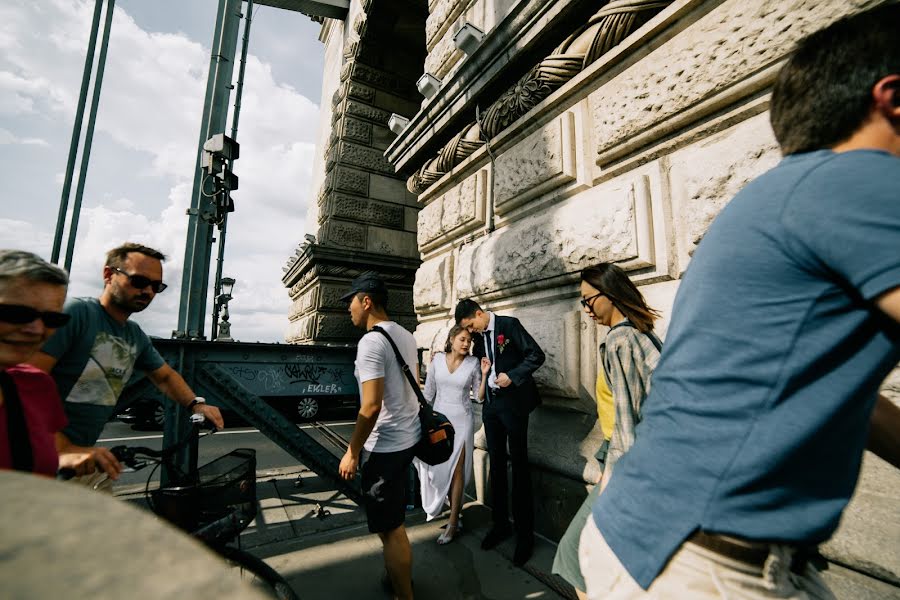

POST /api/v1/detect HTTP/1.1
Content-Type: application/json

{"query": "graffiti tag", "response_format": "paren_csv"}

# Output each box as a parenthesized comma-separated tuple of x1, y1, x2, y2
(304, 383, 339, 394)
(284, 363, 328, 384)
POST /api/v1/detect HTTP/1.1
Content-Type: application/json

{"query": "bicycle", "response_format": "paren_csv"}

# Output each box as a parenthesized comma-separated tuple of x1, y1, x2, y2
(83, 414, 299, 600)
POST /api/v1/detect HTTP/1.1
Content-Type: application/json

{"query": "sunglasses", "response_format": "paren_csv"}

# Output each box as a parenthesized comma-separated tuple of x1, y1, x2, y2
(0, 303, 71, 328)
(113, 267, 168, 293)
(580, 292, 604, 310)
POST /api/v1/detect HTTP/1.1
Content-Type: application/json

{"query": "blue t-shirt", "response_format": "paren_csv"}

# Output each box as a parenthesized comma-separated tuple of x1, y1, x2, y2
(40, 297, 165, 446)
(593, 149, 900, 588)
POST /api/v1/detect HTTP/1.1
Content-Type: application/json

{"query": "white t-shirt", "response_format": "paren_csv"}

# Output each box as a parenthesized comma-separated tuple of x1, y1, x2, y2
(354, 321, 422, 452)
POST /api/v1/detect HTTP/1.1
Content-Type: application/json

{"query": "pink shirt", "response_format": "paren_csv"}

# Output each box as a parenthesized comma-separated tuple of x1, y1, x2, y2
(0, 364, 67, 477)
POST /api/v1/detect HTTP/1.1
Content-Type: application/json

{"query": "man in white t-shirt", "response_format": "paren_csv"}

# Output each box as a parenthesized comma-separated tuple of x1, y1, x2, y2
(339, 272, 420, 600)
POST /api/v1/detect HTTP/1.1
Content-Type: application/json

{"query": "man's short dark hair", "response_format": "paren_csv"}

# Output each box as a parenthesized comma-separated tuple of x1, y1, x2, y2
(454, 299, 482, 324)
(105, 243, 166, 268)
(356, 291, 388, 311)
(770, 4, 900, 155)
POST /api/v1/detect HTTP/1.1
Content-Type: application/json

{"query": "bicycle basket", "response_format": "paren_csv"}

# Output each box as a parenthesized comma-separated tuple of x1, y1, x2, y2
(151, 448, 257, 533)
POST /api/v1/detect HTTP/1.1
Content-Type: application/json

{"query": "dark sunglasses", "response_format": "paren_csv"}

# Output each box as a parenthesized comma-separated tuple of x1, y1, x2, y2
(580, 292, 604, 310)
(0, 303, 71, 328)
(113, 267, 168, 293)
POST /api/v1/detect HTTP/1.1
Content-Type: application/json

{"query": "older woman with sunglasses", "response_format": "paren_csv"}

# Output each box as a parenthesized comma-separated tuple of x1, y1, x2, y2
(0, 250, 89, 477)
(552, 262, 663, 599)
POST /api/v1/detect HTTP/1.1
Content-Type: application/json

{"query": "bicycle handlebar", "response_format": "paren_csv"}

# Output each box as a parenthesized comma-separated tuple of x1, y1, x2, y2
(110, 416, 217, 466)
(57, 415, 217, 479)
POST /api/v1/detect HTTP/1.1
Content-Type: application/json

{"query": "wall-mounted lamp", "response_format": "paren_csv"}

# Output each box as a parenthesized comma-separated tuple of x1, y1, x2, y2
(453, 22, 484, 56)
(388, 113, 410, 135)
(416, 72, 442, 99)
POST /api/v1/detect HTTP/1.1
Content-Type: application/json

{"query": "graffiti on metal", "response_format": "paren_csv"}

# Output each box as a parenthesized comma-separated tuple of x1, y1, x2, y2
(220, 362, 352, 396)
(284, 363, 328, 384)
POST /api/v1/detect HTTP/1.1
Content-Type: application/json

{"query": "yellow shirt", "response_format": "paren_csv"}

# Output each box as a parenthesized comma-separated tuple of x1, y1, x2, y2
(596, 368, 614, 441)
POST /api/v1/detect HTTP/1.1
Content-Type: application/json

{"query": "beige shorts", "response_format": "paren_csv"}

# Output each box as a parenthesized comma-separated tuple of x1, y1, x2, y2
(578, 518, 835, 600)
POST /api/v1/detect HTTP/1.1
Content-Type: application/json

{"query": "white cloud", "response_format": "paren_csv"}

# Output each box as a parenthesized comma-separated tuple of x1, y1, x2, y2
(0, 0, 321, 342)
(0, 218, 54, 253)
(0, 127, 48, 145)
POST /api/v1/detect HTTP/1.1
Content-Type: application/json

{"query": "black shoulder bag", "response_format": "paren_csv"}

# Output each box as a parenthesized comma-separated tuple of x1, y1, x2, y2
(370, 326, 455, 466)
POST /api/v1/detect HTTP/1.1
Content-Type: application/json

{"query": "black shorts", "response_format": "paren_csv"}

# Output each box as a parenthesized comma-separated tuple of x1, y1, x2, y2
(359, 445, 416, 534)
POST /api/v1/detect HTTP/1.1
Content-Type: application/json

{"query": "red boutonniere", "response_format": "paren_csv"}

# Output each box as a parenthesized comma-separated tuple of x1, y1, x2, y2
(496, 334, 510, 354)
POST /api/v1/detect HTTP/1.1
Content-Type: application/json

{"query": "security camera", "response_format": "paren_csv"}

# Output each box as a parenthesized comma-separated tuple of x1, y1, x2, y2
(416, 73, 442, 99)
(388, 113, 410, 135)
(453, 22, 484, 56)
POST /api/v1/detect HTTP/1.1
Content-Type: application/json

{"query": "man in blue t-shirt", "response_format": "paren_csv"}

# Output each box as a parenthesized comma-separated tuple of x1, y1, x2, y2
(30, 243, 223, 487)
(579, 6, 900, 599)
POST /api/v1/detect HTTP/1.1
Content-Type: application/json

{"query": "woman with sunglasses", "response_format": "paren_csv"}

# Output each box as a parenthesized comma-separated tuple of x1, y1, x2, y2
(552, 262, 663, 599)
(0, 250, 88, 477)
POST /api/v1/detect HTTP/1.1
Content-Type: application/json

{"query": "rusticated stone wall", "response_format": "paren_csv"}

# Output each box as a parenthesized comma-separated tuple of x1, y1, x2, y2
(283, 0, 427, 343)
(384, 0, 899, 596)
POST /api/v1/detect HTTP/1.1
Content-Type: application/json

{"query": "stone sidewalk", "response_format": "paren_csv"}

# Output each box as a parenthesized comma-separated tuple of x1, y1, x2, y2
(119, 465, 573, 600)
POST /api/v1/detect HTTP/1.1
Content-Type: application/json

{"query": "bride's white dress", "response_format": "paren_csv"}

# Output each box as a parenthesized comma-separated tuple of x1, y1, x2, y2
(415, 353, 480, 520)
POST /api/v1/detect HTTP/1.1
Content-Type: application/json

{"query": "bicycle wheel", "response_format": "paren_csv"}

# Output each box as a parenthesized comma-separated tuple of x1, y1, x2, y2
(217, 545, 299, 600)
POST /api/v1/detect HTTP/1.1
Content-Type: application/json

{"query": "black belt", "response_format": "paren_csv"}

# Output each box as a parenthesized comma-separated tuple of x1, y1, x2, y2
(687, 531, 818, 574)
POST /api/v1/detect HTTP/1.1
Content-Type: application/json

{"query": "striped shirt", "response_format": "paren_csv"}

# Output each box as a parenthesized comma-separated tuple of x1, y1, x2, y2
(600, 320, 662, 471)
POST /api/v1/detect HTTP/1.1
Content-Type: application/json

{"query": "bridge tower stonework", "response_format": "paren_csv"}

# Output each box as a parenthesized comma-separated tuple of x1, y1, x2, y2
(282, 0, 427, 343)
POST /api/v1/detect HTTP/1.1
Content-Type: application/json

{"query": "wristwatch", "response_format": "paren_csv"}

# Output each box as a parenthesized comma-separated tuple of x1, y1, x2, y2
(187, 397, 206, 410)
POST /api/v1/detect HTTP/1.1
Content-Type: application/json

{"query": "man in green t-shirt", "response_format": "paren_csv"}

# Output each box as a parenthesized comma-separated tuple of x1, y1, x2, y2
(30, 243, 223, 486)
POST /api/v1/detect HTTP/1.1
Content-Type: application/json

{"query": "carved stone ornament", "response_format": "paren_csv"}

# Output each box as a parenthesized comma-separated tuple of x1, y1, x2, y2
(407, 0, 673, 195)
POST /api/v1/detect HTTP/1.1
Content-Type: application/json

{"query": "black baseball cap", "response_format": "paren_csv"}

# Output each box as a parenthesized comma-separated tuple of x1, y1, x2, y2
(340, 272, 388, 302)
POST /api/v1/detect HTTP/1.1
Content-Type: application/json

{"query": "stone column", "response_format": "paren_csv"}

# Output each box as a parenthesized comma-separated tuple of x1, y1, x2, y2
(284, 0, 427, 343)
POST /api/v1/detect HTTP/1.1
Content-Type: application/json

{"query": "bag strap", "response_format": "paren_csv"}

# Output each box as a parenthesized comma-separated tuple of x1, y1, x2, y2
(0, 370, 34, 473)
(646, 330, 663, 353)
(370, 326, 428, 410)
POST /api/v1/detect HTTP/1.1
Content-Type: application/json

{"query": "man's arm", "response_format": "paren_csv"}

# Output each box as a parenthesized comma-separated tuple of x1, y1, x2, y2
(868, 394, 900, 470)
(503, 318, 546, 387)
(339, 378, 384, 480)
(145, 363, 224, 429)
(876, 287, 900, 324)
(867, 287, 900, 469)
(55, 432, 123, 479)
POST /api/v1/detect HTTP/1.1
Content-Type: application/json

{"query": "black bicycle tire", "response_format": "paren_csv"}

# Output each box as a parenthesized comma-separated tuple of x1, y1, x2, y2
(217, 545, 299, 600)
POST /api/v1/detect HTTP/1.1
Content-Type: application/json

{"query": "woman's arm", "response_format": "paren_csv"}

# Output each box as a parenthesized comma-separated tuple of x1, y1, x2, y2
(423, 356, 438, 405)
(474, 357, 489, 401)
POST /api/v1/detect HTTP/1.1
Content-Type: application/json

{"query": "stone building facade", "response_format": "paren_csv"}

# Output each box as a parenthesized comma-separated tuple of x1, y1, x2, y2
(293, 0, 899, 596)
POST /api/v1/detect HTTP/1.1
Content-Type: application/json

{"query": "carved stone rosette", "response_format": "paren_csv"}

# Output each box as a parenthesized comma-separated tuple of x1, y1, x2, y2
(406, 0, 674, 195)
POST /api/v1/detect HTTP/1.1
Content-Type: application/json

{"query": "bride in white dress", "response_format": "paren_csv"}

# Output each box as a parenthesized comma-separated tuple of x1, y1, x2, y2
(416, 325, 490, 544)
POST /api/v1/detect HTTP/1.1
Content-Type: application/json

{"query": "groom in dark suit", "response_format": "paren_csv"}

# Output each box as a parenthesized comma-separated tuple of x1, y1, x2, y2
(455, 299, 545, 566)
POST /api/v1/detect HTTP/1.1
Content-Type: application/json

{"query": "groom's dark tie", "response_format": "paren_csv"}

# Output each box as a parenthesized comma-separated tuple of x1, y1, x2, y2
(484, 330, 494, 402)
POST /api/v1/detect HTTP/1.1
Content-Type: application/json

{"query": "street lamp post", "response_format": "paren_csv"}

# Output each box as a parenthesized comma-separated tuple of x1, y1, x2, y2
(215, 276, 235, 342)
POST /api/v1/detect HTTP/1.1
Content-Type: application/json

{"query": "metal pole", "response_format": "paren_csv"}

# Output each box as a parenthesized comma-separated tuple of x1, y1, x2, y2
(210, 216, 226, 342)
(211, 0, 254, 339)
(52, 0, 104, 264)
(176, 0, 241, 341)
(167, 0, 241, 480)
(64, 0, 116, 273)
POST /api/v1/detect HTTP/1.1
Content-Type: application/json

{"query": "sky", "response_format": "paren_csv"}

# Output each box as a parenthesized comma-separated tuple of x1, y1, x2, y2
(0, 0, 326, 342)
